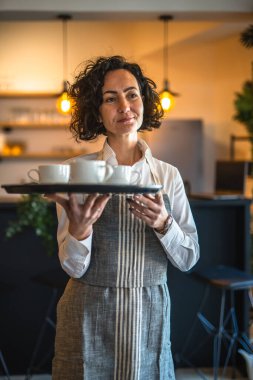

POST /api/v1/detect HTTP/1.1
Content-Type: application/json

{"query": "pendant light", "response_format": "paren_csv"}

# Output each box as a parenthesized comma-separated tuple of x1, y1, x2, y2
(159, 15, 179, 112)
(56, 14, 72, 114)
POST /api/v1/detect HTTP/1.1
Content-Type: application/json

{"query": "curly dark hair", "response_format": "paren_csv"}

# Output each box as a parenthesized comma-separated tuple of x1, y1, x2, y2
(68, 55, 164, 141)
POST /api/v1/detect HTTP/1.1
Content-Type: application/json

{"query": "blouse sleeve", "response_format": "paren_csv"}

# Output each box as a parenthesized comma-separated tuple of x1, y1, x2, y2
(154, 165, 199, 272)
(56, 202, 92, 278)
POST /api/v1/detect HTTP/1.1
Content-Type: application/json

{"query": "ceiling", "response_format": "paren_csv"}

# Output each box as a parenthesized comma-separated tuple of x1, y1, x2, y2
(1, 0, 252, 45)
(0, 0, 253, 21)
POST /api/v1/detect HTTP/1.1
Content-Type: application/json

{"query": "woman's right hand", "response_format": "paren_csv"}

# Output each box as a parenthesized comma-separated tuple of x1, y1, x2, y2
(45, 193, 111, 241)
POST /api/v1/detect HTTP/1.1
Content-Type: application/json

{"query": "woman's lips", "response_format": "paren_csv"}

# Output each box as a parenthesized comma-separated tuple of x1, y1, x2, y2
(117, 117, 135, 125)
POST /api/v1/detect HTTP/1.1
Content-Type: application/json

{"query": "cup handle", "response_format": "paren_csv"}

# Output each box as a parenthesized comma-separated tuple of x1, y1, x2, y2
(104, 164, 114, 182)
(131, 170, 141, 185)
(27, 169, 39, 183)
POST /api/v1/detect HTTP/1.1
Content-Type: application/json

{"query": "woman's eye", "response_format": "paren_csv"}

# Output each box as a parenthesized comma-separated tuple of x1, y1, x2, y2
(128, 92, 138, 99)
(104, 97, 115, 103)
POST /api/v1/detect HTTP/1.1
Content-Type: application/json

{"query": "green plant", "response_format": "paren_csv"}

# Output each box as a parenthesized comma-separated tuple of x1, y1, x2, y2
(234, 81, 253, 136)
(240, 24, 253, 49)
(233, 24, 253, 160)
(5, 193, 57, 256)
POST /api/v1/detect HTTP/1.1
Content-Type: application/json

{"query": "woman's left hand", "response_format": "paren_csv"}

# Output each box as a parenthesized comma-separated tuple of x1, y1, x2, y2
(127, 192, 168, 230)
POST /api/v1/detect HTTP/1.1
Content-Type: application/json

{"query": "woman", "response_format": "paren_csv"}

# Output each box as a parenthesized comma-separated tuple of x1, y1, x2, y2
(48, 55, 199, 380)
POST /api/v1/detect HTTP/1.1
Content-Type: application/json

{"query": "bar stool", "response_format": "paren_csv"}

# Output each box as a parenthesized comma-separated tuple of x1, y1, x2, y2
(25, 267, 69, 379)
(0, 351, 10, 380)
(193, 265, 253, 379)
(0, 280, 14, 380)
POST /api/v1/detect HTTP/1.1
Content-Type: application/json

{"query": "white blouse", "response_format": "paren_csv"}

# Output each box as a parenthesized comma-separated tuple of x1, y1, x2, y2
(56, 139, 199, 278)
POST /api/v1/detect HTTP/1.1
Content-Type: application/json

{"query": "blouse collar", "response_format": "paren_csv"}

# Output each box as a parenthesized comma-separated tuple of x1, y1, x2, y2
(99, 138, 153, 165)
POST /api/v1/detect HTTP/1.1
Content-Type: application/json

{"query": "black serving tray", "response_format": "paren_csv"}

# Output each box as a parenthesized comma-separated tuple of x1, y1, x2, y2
(1, 183, 163, 195)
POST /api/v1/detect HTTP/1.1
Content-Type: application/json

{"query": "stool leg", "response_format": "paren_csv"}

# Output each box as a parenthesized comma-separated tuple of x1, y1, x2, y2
(213, 289, 226, 380)
(0, 351, 11, 380)
(25, 288, 58, 380)
(175, 284, 212, 378)
(221, 324, 237, 379)
(239, 332, 253, 352)
(180, 285, 211, 356)
(238, 289, 253, 353)
(230, 291, 239, 379)
(218, 291, 238, 378)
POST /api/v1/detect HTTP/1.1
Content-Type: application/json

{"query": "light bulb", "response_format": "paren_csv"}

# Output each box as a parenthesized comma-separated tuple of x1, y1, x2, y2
(57, 91, 72, 114)
(160, 90, 175, 111)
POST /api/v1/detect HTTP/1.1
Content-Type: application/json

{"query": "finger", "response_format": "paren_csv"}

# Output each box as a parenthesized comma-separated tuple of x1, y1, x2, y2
(140, 192, 162, 204)
(91, 194, 111, 214)
(69, 193, 81, 210)
(94, 206, 105, 220)
(44, 193, 69, 210)
(132, 195, 160, 213)
(154, 192, 163, 205)
(129, 197, 167, 230)
(142, 193, 156, 201)
(83, 193, 101, 211)
(94, 194, 111, 207)
(80, 194, 110, 220)
(132, 202, 158, 220)
(129, 206, 153, 224)
(143, 192, 164, 211)
(129, 205, 166, 230)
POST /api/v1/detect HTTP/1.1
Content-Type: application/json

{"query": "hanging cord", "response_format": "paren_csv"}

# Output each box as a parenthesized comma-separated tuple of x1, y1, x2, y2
(62, 17, 68, 81)
(160, 15, 173, 89)
(160, 15, 180, 98)
(159, 14, 179, 98)
(58, 14, 71, 87)
(163, 17, 168, 87)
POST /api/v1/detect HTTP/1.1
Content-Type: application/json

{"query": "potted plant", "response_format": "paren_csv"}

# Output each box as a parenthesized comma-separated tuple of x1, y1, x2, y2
(233, 24, 253, 255)
(234, 81, 253, 152)
(5, 193, 57, 256)
(233, 24, 253, 161)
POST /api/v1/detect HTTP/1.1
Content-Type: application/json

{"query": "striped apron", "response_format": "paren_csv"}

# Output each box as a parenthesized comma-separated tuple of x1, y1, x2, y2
(52, 156, 176, 380)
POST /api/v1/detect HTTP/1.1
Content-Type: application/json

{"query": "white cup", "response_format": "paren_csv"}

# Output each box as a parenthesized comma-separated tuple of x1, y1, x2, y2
(106, 165, 141, 185)
(70, 160, 114, 184)
(27, 164, 70, 184)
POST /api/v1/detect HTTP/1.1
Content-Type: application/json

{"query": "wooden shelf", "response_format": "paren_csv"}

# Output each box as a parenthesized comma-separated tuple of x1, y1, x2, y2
(0, 122, 69, 129)
(0, 92, 59, 98)
(0, 151, 86, 160)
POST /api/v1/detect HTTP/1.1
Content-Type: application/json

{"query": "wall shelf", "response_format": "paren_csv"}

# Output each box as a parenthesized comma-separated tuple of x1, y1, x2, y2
(0, 151, 86, 161)
(0, 93, 75, 167)
(0, 122, 69, 130)
(0, 92, 59, 98)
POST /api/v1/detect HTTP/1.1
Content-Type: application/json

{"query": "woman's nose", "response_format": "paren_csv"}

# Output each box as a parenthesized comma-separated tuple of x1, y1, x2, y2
(118, 97, 130, 113)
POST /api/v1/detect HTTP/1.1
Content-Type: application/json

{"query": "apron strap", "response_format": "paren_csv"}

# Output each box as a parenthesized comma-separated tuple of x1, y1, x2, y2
(97, 150, 103, 160)
(145, 153, 163, 189)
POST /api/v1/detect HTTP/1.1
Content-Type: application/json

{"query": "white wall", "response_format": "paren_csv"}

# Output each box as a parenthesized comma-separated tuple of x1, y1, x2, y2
(0, 19, 252, 197)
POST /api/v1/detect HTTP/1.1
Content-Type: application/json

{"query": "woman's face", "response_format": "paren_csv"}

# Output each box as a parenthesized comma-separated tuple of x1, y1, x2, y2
(99, 69, 144, 138)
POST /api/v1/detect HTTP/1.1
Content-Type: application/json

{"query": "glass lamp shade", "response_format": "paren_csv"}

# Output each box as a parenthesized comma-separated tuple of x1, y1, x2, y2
(56, 91, 72, 114)
(159, 89, 175, 111)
